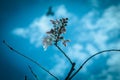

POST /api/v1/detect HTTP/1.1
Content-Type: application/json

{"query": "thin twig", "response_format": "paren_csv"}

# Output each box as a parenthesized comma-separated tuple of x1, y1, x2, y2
(65, 63, 75, 80)
(69, 49, 120, 79)
(25, 75, 27, 80)
(28, 65, 39, 80)
(55, 44, 73, 65)
(55, 44, 75, 79)
(3, 40, 59, 80)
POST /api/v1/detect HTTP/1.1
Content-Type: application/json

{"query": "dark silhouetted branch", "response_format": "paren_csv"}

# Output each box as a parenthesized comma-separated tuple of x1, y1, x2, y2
(55, 43, 76, 79)
(3, 40, 59, 80)
(55, 44, 73, 65)
(65, 62, 75, 80)
(69, 49, 120, 80)
(25, 75, 27, 80)
(28, 65, 39, 80)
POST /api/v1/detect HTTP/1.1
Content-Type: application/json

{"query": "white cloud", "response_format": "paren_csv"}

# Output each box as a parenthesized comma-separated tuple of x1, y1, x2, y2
(107, 53, 120, 72)
(95, 5, 120, 76)
(78, 5, 120, 49)
(13, 5, 77, 47)
(13, 16, 52, 47)
(55, 5, 71, 17)
(86, 43, 98, 55)
(92, 31, 108, 50)
(80, 10, 99, 29)
(79, 5, 120, 80)
(68, 44, 86, 62)
(46, 54, 69, 80)
(51, 55, 68, 76)
(67, 43, 89, 72)
(95, 5, 120, 32)
(13, 28, 28, 38)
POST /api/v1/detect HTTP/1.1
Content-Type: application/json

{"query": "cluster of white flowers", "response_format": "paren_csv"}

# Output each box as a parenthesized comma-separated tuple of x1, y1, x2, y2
(43, 18, 70, 51)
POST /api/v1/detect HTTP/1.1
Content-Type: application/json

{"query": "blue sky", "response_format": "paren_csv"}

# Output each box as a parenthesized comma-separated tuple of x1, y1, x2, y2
(0, 0, 120, 80)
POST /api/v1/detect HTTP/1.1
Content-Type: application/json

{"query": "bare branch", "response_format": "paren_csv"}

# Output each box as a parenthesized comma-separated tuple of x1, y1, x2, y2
(3, 40, 59, 80)
(24, 75, 27, 80)
(28, 65, 39, 80)
(55, 44, 76, 79)
(55, 44, 73, 65)
(65, 62, 75, 80)
(69, 49, 120, 79)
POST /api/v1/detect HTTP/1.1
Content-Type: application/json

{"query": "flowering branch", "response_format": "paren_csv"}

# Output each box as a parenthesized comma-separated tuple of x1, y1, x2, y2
(43, 18, 70, 51)
(43, 18, 73, 64)
(3, 40, 59, 80)
(43, 18, 77, 79)
(69, 49, 120, 80)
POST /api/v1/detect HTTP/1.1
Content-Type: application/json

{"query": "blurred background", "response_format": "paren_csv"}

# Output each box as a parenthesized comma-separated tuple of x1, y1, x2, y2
(0, 0, 120, 80)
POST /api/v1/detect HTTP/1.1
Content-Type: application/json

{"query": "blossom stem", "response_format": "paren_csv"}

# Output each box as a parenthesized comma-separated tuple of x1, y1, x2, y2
(55, 44, 76, 79)
(3, 40, 59, 80)
(55, 44, 73, 65)
(69, 49, 120, 80)
(65, 62, 75, 80)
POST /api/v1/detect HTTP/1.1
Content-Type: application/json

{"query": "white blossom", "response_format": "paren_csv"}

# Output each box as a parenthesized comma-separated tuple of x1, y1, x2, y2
(43, 18, 69, 51)
(43, 36, 53, 51)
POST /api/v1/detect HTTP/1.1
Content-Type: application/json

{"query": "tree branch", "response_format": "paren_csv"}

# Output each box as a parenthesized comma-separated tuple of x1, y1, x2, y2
(55, 44, 76, 79)
(69, 49, 120, 80)
(28, 65, 39, 80)
(24, 75, 27, 80)
(3, 40, 59, 80)
(55, 44, 73, 65)
(65, 62, 75, 80)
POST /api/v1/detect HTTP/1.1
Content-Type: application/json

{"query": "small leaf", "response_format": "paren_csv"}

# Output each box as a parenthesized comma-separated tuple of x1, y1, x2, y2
(50, 20, 56, 24)
(62, 40, 70, 47)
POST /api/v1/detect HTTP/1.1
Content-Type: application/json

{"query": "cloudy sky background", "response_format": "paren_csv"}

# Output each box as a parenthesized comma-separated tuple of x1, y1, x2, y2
(0, 0, 120, 80)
